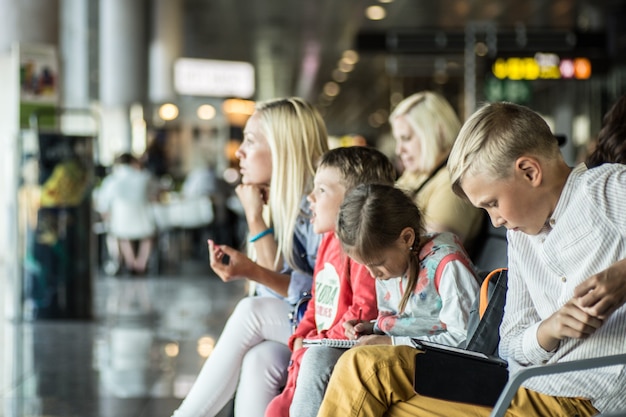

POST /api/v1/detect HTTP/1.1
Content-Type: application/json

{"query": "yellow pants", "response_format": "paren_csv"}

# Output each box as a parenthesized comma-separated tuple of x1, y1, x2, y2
(316, 345, 599, 417)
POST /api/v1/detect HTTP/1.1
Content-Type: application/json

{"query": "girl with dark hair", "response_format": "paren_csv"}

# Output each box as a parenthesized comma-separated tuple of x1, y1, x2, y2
(337, 183, 479, 346)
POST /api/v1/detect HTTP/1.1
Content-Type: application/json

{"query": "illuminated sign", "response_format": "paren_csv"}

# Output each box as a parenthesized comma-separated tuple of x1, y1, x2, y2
(484, 78, 532, 104)
(174, 58, 255, 98)
(492, 53, 591, 80)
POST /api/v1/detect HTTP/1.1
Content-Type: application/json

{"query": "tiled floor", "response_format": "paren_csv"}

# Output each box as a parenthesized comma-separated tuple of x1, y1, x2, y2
(1, 259, 249, 417)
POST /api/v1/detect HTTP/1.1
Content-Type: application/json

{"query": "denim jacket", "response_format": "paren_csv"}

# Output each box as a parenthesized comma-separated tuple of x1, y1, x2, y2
(255, 196, 320, 305)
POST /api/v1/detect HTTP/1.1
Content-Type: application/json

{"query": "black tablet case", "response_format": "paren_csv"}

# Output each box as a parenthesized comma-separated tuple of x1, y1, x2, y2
(413, 339, 509, 407)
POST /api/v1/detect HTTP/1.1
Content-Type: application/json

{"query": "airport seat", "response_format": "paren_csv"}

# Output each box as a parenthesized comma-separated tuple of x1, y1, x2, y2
(490, 353, 626, 417)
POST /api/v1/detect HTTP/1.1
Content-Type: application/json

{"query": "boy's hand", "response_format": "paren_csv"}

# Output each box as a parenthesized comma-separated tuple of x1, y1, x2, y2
(355, 335, 392, 346)
(537, 299, 604, 352)
(207, 239, 254, 282)
(574, 259, 626, 320)
(343, 319, 374, 340)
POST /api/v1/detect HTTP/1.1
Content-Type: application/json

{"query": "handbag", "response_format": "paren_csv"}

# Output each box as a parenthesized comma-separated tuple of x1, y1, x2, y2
(289, 291, 312, 332)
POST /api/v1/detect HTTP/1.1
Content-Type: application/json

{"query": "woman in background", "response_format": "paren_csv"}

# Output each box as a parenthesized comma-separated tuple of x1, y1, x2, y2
(390, 91, 483, 254)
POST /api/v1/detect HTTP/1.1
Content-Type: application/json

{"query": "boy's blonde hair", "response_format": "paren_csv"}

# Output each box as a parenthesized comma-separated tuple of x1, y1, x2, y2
(317, 146, 397, 191)
(448, 102, 561, 200)
(255, 97, 330, 270)
(389, 91, 461, 173)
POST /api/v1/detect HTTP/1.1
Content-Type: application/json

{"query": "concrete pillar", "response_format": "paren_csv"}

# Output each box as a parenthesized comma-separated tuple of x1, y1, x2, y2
(99, 0, 147, 159)
(255, 27, 294, 100)
(60, 0, 90, 109)
(0, 0, 60, 323)
(148, 0, 182, 104)
(0, 0, 59, 54)
(463, 24, 477, 120)
(0, 1, 60, 408)
(554, 88, 576, 165)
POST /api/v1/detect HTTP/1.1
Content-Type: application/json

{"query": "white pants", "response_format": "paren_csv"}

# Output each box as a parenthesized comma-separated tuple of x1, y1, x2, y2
(171, 296, 292, 417)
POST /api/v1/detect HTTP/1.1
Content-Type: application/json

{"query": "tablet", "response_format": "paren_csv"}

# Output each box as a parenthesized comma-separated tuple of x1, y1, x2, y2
(412, 338, 509, 406)
(412, 338, 508, 367)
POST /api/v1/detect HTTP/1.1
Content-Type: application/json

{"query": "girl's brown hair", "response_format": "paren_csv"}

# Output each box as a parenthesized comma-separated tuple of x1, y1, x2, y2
(336, 184, 425, 312)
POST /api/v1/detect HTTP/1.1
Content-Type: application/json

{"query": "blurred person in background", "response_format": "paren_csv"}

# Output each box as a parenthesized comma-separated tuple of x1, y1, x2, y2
(390, 91, 483, 255)
(142, 130, 169, 179)
(171, 97, 329, 417)
(181, 154, 219, 259)
(96, 152, 159, 275)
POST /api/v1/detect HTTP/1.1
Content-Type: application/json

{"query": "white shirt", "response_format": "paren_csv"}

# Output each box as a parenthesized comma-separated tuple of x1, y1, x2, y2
(500, 163, 626, 413)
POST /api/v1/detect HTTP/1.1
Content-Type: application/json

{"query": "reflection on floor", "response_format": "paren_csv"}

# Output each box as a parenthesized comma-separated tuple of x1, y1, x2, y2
(1, 262, 248, 417)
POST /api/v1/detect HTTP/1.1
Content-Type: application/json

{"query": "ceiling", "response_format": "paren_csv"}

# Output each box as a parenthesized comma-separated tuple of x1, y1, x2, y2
(179, 0, 624, 141)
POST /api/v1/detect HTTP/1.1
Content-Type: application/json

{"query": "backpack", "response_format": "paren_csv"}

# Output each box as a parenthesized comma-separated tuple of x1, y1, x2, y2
(466, 268, 508, 356)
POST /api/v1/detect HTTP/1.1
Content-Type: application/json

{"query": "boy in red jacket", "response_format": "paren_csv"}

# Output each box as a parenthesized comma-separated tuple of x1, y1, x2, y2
(264, 146, 397, 417)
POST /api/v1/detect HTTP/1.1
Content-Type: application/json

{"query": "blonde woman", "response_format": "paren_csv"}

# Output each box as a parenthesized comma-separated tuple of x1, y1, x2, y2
(390, 91, 483, 252)
(171, 98, 329, 417)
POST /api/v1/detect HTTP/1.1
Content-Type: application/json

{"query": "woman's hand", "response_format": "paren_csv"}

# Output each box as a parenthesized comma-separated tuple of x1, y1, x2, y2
(236, 184, 269, 226)
(343, 319, 374, 340)
(207, 239, 255, 283)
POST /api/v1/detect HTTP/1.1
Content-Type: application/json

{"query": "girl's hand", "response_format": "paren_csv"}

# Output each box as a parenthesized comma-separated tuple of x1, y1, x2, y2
(355, 335, 392, 346)
(207, 239, 254, 283)
(343, 319, 374, 340)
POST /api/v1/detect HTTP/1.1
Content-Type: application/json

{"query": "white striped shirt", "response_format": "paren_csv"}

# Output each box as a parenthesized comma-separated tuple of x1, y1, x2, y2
(500, 163, 626, 414)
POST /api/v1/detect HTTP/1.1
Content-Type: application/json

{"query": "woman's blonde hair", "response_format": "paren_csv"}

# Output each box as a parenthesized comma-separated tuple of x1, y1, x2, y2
(255, 97, 329, 270)
(389, 91, 461, 173)
(336, 184, 425, 313)
(448, 102, 561, 200)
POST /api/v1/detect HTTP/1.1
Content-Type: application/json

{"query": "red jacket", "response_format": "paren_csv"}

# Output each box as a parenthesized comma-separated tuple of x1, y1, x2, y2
(288, 232, 378, 350)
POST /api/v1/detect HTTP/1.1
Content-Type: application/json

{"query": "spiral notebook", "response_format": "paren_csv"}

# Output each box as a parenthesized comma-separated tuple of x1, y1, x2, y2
(302, 338, 358, 349)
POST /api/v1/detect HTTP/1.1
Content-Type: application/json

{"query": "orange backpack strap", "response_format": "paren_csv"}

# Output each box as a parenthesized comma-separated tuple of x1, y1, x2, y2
(479, 268, 507, 319)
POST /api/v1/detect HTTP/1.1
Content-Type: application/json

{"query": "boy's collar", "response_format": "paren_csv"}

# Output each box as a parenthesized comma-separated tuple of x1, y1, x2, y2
(544, 163, 586, 231)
